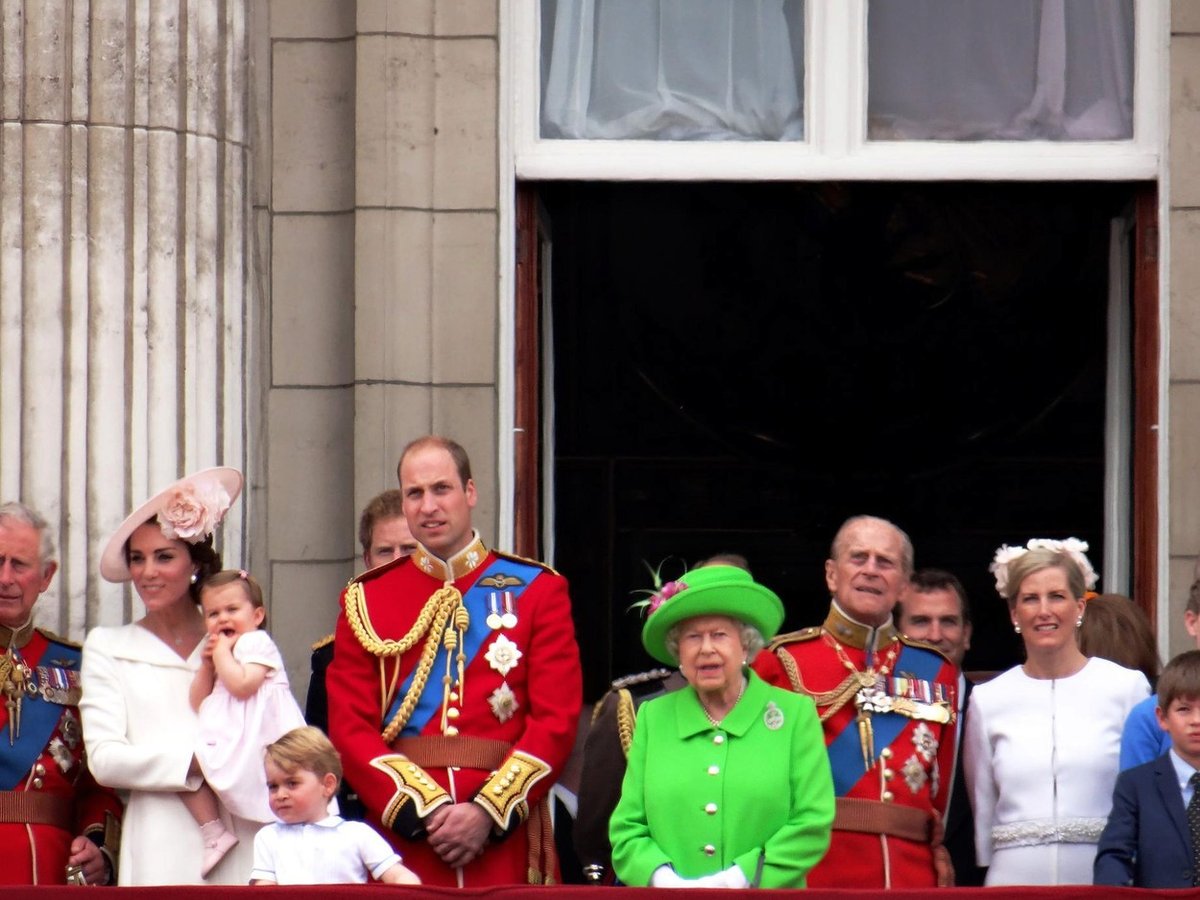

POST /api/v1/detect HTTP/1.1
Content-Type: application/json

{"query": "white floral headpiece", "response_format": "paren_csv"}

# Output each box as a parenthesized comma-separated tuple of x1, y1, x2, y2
(157, 479, 232, 543)
(989, 537, 1097, 597)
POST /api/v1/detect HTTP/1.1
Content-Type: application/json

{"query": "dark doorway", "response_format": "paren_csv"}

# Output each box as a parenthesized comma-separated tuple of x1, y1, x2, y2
(541, 181, 1139, 699)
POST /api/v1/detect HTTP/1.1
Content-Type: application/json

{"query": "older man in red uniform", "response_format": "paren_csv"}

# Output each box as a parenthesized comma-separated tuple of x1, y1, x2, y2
(754, 515, 957, 888)
(328, 436, 582, 887)
(0, 502, 121, 885)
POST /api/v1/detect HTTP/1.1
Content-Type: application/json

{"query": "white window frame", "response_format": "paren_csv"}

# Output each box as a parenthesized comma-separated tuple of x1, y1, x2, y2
(509, 0, 1163, 182)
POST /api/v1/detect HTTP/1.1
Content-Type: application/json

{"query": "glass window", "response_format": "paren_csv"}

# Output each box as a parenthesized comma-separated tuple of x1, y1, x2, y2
(867, 0, 1133, 141)
(540, 0, 806, 141)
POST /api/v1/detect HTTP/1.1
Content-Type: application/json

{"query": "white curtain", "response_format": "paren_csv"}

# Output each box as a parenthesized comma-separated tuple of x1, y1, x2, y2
(541, 0, 805, 141)
(867, 0, 1134, 141)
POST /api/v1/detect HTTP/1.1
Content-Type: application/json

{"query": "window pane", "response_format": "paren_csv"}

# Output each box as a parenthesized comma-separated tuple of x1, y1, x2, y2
(868, 0, 1133, 141)
(540, 0, 805, 141)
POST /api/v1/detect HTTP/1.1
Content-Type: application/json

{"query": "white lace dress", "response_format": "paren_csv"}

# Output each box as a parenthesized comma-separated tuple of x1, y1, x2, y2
(963, 656, 1150, 885)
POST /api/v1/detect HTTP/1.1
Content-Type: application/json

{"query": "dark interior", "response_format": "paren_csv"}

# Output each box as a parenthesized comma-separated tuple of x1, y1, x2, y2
(542, 181, 1135, 699)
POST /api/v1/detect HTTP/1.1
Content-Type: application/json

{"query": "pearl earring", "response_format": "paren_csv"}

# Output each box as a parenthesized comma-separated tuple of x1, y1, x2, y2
(1076, 616, 1083, 628)
(1013, 623, 1021, 634)
(190, 572, 198, 585)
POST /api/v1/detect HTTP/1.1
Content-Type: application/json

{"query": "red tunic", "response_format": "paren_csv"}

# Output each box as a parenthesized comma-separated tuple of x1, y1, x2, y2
(753, 604, 957, 889)
(0, 627, 122, 885)
(327, 534, 582, 887)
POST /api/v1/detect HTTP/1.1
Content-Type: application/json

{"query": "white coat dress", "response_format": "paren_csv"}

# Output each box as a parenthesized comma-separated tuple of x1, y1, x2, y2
(80, 623, 260, 885)
(963, 656, 1150, 885)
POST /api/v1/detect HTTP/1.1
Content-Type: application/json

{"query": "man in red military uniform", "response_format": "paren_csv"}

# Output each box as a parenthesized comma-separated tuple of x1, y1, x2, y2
(754, 515, 957, 889)
(328, 436, 582, 887)
(0, 502, 121, 885)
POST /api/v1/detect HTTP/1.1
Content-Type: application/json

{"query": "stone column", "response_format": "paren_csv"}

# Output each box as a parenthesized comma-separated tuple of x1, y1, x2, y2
(0, 0, 251, 633)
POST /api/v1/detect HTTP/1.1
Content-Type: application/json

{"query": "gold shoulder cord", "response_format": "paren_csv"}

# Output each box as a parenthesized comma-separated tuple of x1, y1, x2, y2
(776, 641, 867, 724)
(615, 689, 636, 756)
(344, 581, 465, 742)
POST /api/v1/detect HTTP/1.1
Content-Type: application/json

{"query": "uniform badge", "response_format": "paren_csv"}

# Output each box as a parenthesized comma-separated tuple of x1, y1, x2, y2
(902, 754, 928, 794)
(49, 736, 73, 773)
(59, 709, 81, 749)
(484, 634, 522, 677)
(911, 721, 938, 762)
(488, 683, 519, 723)
(763, 701, 784, 731)
(486, 590, 520, 630)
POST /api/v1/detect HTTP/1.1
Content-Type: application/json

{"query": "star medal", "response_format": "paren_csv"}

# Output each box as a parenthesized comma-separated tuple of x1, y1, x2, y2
(484, 634, 523, 677)
(488, 683, 518, 723)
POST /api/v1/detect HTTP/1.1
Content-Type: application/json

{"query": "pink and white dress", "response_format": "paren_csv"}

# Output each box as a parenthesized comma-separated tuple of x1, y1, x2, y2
(196, 630, 306, 823)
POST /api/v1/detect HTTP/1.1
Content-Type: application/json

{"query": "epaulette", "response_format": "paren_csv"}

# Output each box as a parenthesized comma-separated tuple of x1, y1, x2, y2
(766, 626, 821, 650)
(348, 553, 410, 586)
(493, 549, 558, 576)
(897, 632, 953, 664)
(35, 626, 82, 650)
(610, 667, 673, 690)
(311, 632, 334, 652)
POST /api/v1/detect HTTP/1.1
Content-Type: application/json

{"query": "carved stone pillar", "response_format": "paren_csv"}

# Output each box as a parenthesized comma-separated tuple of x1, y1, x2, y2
(0, 0, 251, 632)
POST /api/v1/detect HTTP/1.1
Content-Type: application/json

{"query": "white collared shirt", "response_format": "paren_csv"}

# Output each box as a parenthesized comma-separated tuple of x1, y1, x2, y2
(1168, 748, 1200, 808)
(250, 815, 401, 884)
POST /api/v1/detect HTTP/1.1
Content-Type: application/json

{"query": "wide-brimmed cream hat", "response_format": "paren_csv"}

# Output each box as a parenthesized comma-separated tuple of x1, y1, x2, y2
(99, 467, 243, 582)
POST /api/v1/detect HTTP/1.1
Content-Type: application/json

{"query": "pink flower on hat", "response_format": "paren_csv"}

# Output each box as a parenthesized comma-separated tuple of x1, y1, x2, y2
(648, 579, 687, 615)
(158, 480, 231, 543)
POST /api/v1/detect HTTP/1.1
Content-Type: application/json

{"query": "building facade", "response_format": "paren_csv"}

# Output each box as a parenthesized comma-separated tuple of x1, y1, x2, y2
(0, 0, 1195, 693)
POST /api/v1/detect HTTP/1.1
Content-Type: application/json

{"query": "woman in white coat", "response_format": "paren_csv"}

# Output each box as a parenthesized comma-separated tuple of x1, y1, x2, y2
(80, 468, 260, 885)
(964, 539, 1149, 885)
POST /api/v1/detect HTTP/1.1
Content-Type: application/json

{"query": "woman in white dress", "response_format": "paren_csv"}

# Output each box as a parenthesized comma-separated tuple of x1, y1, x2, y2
(964, 539, 1150, 885)
(80, 468, 261, 885)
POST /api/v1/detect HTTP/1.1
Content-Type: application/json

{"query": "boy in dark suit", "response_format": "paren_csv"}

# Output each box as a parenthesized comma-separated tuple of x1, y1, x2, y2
(1095, 650, 1200, 888)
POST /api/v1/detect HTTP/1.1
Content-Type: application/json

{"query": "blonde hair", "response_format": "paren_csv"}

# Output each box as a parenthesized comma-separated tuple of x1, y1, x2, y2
(264, 726, 343, 785)
(200, 569, 266, 626)
(1003, 548, 1085, 608)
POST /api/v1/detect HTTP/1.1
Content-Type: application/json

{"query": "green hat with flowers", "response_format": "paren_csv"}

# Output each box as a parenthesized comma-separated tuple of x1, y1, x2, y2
(640, 564, 785, 665)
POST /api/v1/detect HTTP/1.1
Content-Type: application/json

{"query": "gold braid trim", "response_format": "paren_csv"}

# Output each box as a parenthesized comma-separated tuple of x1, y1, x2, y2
(379, 587, 462, 743)
(615, 689, 636, 756)
(344, 580, 450, 657)
(775, 647, 806, 693)
(775, 645, 865, 724)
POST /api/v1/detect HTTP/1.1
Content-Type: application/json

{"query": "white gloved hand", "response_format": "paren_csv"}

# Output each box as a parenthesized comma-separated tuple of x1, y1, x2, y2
(650, 865, 690, 888)
(691, 865, 749, 889)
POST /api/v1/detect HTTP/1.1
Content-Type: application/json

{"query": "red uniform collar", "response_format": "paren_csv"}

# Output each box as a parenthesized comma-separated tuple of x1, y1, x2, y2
(410, 531, 489, 583)
(823, 602, 897, 653)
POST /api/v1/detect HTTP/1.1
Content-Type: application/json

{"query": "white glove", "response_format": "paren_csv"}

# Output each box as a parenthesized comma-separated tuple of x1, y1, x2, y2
(691, 865, 749, 889)
(651, 865, 689, 888)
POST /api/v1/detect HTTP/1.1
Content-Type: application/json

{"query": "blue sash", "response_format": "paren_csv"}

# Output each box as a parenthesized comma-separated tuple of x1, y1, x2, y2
(0, 642, 79, 790)
(384, 558, 542, 737)
(827, 642, 943, 796)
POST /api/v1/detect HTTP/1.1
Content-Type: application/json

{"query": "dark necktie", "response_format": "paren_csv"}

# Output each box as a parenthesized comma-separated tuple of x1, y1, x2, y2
(1188, 772, 1200, 885)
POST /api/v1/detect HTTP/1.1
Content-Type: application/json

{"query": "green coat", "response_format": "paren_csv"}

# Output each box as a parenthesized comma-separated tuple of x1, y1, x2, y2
(610, 670, 834, 887)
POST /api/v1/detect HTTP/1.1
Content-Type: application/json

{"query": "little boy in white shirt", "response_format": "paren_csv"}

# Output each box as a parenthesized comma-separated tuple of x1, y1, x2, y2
(250, 727, 420, 885)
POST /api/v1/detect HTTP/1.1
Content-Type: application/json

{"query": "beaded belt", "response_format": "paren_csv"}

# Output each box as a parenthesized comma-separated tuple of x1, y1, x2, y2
(0, 790, 73, 829)
(992, 817, 1107, 849)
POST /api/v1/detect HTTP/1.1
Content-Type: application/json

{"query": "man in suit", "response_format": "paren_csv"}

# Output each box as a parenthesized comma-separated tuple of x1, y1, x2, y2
(1095, 650, 1200, 888)
(896, 568, 984, 886)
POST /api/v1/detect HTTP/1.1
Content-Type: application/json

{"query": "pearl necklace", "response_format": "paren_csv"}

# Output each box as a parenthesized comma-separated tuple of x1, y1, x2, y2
(702, 677, 747, 728)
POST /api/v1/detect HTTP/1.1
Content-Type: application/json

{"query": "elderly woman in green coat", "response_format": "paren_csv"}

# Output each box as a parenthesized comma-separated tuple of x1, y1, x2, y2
(610, 565, 834, 888)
